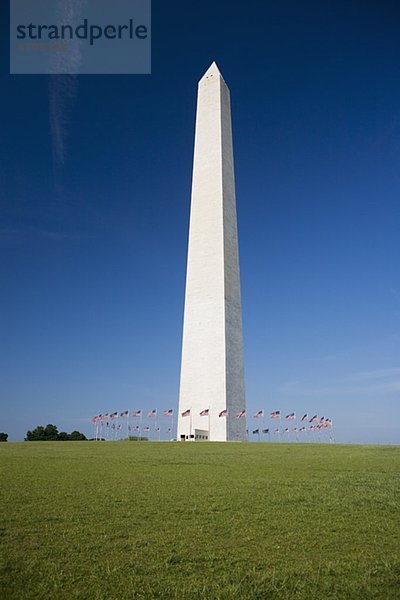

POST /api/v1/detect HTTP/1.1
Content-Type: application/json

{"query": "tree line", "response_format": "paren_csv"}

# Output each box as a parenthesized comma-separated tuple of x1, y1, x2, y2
(25, 424, 87, 441)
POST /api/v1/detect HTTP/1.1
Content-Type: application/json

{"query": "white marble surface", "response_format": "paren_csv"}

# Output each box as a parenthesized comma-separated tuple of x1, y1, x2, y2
(177, 63, 246, 442)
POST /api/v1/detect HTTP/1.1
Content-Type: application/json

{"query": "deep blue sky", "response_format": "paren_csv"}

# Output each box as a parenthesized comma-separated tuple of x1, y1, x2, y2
(1, 1, 399, 443)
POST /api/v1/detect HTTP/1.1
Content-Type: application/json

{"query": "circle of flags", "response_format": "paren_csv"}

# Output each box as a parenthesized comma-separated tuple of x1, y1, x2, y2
(90, 407, 334, 442)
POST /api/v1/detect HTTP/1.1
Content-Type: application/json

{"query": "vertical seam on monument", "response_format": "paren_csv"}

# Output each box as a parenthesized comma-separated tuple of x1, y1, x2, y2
(219, 73, 228, 441)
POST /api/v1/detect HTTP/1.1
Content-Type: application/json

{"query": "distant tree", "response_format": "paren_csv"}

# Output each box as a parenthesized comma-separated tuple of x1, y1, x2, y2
(0, 432, 8, 442)
(25, 424, 58, 441)
(44, 424, 59, 440)
(69, 431, 87, 441)
(25, 425, 46, 441)
(25, 424, 86, 441)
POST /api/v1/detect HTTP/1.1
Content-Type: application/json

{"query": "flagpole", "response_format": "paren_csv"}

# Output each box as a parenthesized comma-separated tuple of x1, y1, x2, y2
(190, 409, 192, 440)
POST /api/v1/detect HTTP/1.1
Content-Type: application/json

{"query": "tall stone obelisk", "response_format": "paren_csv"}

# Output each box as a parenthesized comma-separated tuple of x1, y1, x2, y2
(177, 62, 246, 442)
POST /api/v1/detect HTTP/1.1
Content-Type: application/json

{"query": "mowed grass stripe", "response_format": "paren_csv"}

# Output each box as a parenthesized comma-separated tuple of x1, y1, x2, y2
(1, 442, 399, 599)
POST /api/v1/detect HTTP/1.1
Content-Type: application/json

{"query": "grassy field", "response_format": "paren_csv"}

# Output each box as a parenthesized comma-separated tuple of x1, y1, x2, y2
(1, 442, 399, 599)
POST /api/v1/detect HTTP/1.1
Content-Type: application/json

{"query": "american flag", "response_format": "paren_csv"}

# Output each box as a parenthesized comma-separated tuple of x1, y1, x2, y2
(181, 409, 191, 417)
(299, 426, 306, 432)
(200, 409, 209, 416)
(325, 418, 333, 427)
(262, 428, 269, 434)
(90, 416, 98, 424)
(132, 410, 141, 417)
(143, 426, 150, 432)
(309, 415, 318, 423)
(270, 411, 280, 418)
(163, 409, 173, 417)
(110, 412, 118, 419)
(219, 409, 228, 417)
(120, 410, 129, 418)
(292, 427, 298, 432)
(285, 412, 295, 420)
(301, 414, 308, 421)
(155, 427, 160, 432)
(283, 428, 289, 433)
(252, 429, 259, 434)
(166, 427, 172, 432)
(253, 410, 263, 418)
(102, 414, 108, 420)
(236, 410, 246, 418)
(133, 425, 140, 431)
(148, 409, 157, 417)
(274, 428, 280, 433)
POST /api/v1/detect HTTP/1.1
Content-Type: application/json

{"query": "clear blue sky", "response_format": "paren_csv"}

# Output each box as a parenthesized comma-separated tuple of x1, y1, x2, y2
(1, 1, 399, 443)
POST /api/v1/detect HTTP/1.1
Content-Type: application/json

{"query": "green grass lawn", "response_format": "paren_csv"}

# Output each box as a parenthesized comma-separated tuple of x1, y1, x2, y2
(1, 442, 399, 599)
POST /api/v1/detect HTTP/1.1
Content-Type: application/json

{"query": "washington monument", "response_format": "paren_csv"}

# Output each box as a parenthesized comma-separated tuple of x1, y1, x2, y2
(177, 63, 246, 442)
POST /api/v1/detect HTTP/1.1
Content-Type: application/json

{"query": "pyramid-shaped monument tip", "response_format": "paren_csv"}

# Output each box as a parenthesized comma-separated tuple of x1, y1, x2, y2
(209, 61, 220, 73)
(200, 61, 222, 80)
